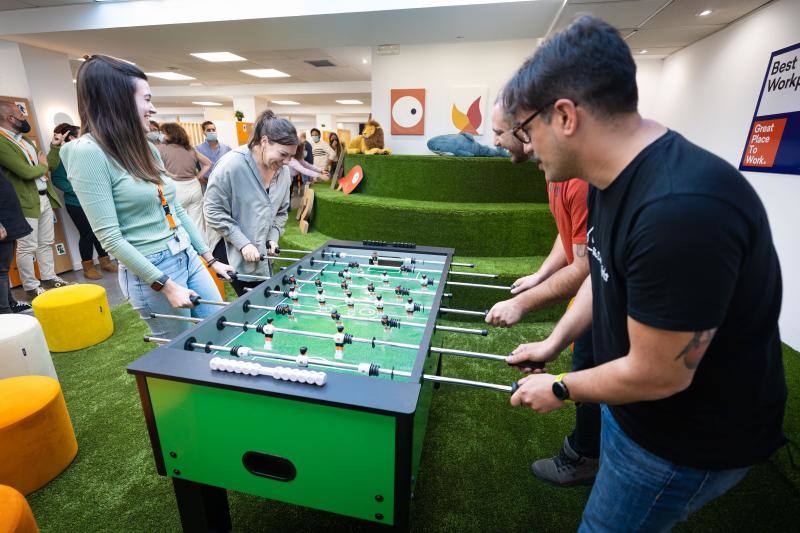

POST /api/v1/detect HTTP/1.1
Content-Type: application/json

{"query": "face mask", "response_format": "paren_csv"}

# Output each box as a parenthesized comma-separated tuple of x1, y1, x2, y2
(158, 133, 166, 143)
(205, 132, 218, 142)
(13, 118, 31, 134)
(146, 131, 160, 142)
(311, 135, 320, 143)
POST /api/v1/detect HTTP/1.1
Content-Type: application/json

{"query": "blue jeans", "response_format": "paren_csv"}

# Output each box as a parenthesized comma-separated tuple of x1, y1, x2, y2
(119, 246, 220, 339)
(569, 330, 600, 458)
(579, 405, 750, 532)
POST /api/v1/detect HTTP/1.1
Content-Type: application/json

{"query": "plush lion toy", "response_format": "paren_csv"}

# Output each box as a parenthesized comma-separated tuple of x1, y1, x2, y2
(347, 116, 392, 155)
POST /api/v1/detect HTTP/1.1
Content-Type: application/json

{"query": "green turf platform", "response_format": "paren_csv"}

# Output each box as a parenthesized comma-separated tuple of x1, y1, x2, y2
(343, 154, 548, 203)
(278, 225, 567, 322)
(311, 187, 556, 257)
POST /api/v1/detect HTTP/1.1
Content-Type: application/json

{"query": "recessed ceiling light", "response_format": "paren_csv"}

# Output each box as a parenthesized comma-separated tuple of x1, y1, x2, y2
(146, 72, 196, 81)
(640, 49, 648, 54)
(190, 52, 247, 62)
(189, 82, 204, 87)
(72, 79, 76, 83)
(336, 99, 363, 105)
(240, 69, 290, 78)
(362, 58, 368, 64)
(697, 9, 712, 16)
(271, 100, 300, 105)
(192, 101, 223, 106)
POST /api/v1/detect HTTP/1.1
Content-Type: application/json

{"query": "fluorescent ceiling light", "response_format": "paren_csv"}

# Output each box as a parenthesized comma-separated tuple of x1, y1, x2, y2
(336, 99, 363, 105)
(271, 100, 300, 105)
(190, 52, 246, 62)
(146, 72, 196, 81)
(192, 101, 223, 106)
(640, 50, 648, 54)
(240, 69, 290, 78)
(697, 9, 712, 16)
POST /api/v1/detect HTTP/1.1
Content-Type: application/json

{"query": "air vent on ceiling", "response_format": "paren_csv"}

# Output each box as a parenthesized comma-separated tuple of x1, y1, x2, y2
(305, 59, 336, 68)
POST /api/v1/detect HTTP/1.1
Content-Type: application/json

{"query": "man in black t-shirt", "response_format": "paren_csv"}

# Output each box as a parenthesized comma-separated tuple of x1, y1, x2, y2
(502, 15, 786, 531)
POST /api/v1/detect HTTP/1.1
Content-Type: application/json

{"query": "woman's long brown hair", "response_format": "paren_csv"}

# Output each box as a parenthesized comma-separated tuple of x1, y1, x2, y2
(161, 122, 193, 151)
(76, 55, 164, 184)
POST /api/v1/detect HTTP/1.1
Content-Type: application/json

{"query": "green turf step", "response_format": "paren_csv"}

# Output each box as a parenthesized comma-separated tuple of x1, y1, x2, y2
(310, 187, 557, 257)
(343, 154, 548, 203)
(278, 223, 567, 322)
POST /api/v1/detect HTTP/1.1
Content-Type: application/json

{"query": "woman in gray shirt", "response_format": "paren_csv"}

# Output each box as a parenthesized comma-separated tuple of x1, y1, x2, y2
(204, 109, 297, 295)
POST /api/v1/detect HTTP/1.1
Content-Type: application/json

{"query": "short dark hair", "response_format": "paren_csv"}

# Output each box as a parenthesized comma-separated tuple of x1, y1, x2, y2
(310, 128, 320, 136)
(54, 122, 80, 139)
(504, 15, 638, 119)
(201, 120, 214, 131)
(248, 109, 299, 149)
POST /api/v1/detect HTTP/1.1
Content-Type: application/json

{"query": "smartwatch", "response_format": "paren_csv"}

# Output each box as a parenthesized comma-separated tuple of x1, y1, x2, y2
(552, 372, 571, 402)
(150, 274, 169, 292)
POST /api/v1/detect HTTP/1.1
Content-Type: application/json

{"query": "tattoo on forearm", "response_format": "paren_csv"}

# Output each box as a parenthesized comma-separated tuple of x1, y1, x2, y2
(574, 245, 587, 258)
(674, 329, 717, 369)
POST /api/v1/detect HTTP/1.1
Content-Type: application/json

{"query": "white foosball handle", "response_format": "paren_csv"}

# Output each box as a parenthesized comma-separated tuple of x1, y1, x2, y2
(209, 357, 327, 386)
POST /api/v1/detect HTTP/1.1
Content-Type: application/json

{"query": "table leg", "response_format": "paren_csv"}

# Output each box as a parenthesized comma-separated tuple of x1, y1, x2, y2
(172, 477, 231, 532)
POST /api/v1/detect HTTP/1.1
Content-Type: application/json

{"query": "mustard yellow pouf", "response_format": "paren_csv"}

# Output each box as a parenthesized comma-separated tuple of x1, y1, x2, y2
(32, 284, 113, 352)
(0, 484, 39, 533)
(0, 376, 78, 496)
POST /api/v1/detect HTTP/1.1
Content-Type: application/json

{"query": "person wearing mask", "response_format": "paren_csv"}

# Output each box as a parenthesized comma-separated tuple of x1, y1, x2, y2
(327, 132, 343, 175)
(299, 132, 314, 166)
(0, 167, 33, 314)
(146, 120, 163, 144)
(503, 16, 786, 530)
(308, 128, 335, 175)
(49, 123, 118, 280)
(0, 101, 73, 299)
(487, 97, 597, 486)
(60, 55, 233, 338)
(204, 109, 297, 296)
(195, 121, 232, 182)
(157, 122, 212, 238)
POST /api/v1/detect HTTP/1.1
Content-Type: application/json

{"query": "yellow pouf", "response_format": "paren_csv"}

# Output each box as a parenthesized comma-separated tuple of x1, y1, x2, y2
(0, 484, 39, 533)
(0, 376, 78, 495)
(32, 284, 113, 352)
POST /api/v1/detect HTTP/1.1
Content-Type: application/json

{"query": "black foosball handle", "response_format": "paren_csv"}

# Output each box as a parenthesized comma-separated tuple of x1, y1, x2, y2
(189, 294, 201, 306)
(507, 358, 546, 371)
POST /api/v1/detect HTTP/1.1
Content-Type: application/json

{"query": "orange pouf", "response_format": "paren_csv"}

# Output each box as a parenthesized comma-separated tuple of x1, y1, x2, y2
(202, 257, 225, 299)
(0, 376, 78, 496)
(0, 485, 39, 533)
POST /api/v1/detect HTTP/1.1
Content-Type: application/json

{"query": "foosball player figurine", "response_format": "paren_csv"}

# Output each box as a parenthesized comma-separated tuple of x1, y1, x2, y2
(340, 280, 349, 290)
(375, 294, 384, 312)
(333, 325, 346, 360)
(405, 297, 415, 317)
(314, 279, 323, 288)
(421, 274, 430, 289)
(370, 251, 379, 264)
(316, 287, 326, 307)
(343, 268, 352, 280)
(345, 289, 355, 309)
(263, 317, 275, 350)
(331, 309, 343, 327)
(367, 282, 376, 297)
(298, 346, 309, 367)
(289, 285, 299, 302)
(288, 275, 297, 285)
(381, 271, 389, 284)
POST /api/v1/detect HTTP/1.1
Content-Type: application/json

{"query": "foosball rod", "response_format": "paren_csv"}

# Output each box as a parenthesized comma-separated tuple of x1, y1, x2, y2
(144, 336, 412, 379)
(294, 269, 441, 295)
(322, 250, 476, 268)
(192, 294, 485, 319)
(313, 257, 494, 279)
(422, 374, 518, 393)
(241, 303, 488, 336)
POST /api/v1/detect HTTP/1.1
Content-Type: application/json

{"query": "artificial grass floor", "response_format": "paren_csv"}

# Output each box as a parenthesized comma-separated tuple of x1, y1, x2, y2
(26, 303, 800, 532)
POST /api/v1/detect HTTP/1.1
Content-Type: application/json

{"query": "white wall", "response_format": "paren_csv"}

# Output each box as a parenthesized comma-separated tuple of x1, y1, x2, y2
(634, 58, 663, 120)
(648, 0, 800, 349)
(371, 39, 538, 154)
(0, 41, 31, 97)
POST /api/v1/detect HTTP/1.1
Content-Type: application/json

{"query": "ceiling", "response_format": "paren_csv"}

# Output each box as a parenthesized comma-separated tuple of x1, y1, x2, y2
(0, 0, 91, 9)
(154, 93, 373, 109)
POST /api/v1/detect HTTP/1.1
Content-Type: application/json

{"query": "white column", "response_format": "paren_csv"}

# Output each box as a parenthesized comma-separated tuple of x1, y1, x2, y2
(232, 96, 257, 122)
(315, 114, 334, 131)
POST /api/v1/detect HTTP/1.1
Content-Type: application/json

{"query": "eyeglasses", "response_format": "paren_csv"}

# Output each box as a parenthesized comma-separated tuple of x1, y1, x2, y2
(511, 101, 556, 144)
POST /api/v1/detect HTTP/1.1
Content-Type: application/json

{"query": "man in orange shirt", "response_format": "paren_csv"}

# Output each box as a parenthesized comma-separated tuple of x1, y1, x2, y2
(488, 99, 598, 486)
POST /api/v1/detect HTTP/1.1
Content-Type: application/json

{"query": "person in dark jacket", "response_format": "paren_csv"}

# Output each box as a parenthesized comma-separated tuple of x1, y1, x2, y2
(0, 167, 33, 313)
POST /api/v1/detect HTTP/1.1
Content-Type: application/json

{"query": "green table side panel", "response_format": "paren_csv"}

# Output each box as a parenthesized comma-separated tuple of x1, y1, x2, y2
(147, 378, 398, 524)
(343, 154, 548, 203)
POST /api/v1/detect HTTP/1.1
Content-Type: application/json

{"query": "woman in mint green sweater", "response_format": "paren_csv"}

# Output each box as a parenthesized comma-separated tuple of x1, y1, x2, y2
(61, 55, 233, 338)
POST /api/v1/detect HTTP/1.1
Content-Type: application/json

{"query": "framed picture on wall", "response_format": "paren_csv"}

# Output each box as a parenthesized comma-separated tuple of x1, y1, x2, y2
(449, 85, 487, 135)
(391, 88, 426, 135)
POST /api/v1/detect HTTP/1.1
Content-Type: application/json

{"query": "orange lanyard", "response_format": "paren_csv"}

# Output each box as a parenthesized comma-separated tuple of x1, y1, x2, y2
(156, 184, 177, 231)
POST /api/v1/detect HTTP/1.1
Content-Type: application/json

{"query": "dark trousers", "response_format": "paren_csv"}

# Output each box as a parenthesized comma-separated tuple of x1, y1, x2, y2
(212, 239, 259, 297)
(66, 203, 108, 262)
(0, 240, 16, 313)
(568, 329, 601, 458)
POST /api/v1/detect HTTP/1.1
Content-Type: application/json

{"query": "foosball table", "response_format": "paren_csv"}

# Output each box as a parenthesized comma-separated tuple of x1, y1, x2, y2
(127, 240, 540, 531)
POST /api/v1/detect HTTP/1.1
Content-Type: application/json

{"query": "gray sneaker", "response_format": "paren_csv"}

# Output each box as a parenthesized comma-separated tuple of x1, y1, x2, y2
(25, 286, 47, 300)
(531, 436, 599, 486)
(42, 275, 75, 289)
